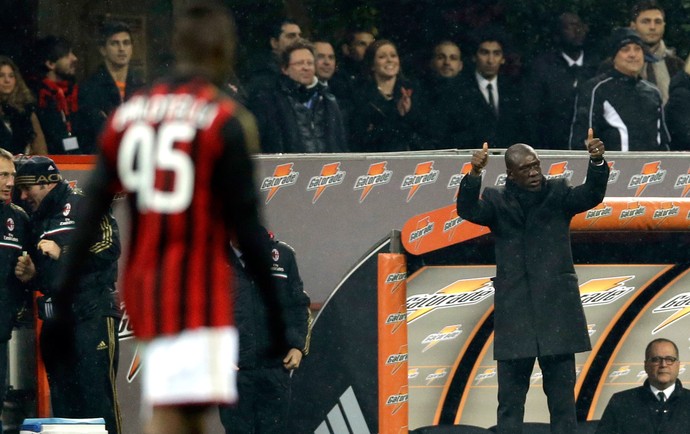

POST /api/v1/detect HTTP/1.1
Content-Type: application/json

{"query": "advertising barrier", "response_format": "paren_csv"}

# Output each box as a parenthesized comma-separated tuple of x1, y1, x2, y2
(13, 151, 690, 434)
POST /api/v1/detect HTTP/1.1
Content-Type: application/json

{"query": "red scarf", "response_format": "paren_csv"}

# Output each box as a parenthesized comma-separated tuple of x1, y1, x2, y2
(38, 78, 79, 114)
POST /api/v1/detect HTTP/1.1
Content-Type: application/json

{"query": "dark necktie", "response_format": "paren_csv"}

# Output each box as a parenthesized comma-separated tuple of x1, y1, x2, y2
(658, 391, 666, 402)
(486, 83, 497, 116)
(570, 64, 581, 88)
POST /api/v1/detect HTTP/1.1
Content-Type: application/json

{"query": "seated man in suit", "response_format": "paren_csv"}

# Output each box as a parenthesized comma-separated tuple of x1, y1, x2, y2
(596, 338, 690, 433)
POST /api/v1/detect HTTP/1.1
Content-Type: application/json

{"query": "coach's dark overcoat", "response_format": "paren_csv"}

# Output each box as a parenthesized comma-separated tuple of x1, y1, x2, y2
(457, 160, 609, 360)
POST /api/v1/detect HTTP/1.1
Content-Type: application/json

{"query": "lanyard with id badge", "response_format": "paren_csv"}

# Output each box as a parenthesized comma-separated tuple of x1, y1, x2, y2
(54, 84, 80, 152)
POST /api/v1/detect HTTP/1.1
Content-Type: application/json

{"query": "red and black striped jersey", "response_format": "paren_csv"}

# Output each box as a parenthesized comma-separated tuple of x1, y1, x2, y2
(97, 75, 272, 339)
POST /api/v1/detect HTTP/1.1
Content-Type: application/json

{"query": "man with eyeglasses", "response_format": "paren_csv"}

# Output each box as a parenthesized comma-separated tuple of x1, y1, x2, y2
(248, 38, 347, 153)
(596, 338, 690, 433)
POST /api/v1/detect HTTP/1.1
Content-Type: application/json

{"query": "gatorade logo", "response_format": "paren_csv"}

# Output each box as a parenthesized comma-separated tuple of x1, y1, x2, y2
(354, 161, 392, 202)
(628, 161, 666, 196)
(675, 167, 690, 197)
(307, 162, 346, 203)
(261, 163, 299, 203)
(652, 292, 690, 334)
(401, 161, 439, 202)
(545, 161, 573, 181)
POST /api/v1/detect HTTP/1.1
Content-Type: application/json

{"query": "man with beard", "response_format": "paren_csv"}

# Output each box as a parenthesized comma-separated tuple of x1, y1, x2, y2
(523, 12, 600, 149)
(33, 36, 85, 154)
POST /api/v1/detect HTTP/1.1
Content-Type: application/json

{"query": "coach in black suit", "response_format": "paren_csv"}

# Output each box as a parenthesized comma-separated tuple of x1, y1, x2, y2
(443, 29, 525, 149)
(457, 131, 609, 434)
(596, 338, 690, 434)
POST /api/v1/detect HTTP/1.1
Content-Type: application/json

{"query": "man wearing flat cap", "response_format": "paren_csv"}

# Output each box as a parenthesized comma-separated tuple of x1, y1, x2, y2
(569, 27, 670, 151)
(13, 155, 123, 434)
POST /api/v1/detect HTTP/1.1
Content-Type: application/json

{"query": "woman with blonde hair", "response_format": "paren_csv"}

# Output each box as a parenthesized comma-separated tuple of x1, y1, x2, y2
(0, 56, 47, 154)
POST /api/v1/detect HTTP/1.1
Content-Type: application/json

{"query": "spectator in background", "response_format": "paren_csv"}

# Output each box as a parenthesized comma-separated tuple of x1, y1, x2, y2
(665, 55, 690, 150)
(0, 56, 47, 154)
(336, 26, 376, 84)
(629, 0, 684, 104)
(523, 12, 599, 149)
(570, 28, 670, 151)
(313, 38, 353, 133)
(244, 18, 302, 96)
(423, 40, 464, 149)
(350, 39, 429, 152)
(218, 228, 311, 434)
(250, 39, 347, 153)
(596, 338, 690, 434)
(79, 21, 144, 152)
(32, 36, 85, 154)
(443, 28, 525, 149)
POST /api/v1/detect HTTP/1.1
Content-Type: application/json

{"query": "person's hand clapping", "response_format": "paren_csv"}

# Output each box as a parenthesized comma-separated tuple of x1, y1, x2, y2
(397, 87, 413, 116)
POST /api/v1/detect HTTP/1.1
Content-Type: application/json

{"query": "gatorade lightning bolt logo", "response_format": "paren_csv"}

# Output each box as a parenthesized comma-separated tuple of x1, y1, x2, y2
(447, 162, 474, 199)
(652, 202, 681, 224)
(385, 385, 408, 415)
(408, 216, 434, 251)
(628, 161, 666, 196)
(421, 325, 462, 352)
(408, 368, 420, 379)
(474, 367, 497, 385)
(401, 161, 439, 202)
(651, 292, 690, 334)
(607, 161, 621, 184)
(674, 167, 690, 197)
(579, 276, 635, 306)
(385, 345, 408, 375)
(386, 269, 407, 295)
(619, 201, 647, 226)
(545, 161, 573, 181)
(608, 365, 631, 382)
(385, 304, 408, 334)
(407, 277, 493, 323)
(261, 163, 299, 203)
(307, 162, 346, 203)
(443, 208, 464, 241)
(425, 368, 448, 385)
(354, 161, 392, 202)
(584, 203, 614, 227)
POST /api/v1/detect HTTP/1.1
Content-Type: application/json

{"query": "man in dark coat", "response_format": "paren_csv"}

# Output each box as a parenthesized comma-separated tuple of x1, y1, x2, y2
(79, 21, 144, 152)
(457, 131, 609, 434)
(444, 29, 526, 149)
(249, 39, 347, 153)
(596, 338, 690, 434)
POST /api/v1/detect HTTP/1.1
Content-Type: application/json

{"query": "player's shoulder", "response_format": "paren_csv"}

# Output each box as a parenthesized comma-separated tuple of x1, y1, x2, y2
(8, 203, 29, 221)
(272, 239, 297, 260)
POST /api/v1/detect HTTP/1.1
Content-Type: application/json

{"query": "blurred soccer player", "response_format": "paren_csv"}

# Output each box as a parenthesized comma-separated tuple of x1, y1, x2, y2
(60, 2, 282, 433)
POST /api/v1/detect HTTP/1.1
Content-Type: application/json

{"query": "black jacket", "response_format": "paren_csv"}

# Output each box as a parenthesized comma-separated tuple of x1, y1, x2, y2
(570, 70, 671, 151)
(666, 71, 690, 151)
(33, 78, 85, 154)
(457, 159, 609, 360)
(443, 73, 526, 149)
(233, 236, 311, 369)
(0, 103, 37, 154)
(522, 50, 600, 149)
(27, 182, 121, 321)
(350, 77, 430, 152)
(79, 65, 144, 152)
(250, 75, 347, 153)
(596, 380, 690, 434)
(0, 202, 30, 340)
